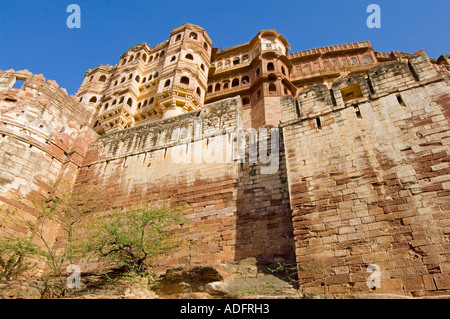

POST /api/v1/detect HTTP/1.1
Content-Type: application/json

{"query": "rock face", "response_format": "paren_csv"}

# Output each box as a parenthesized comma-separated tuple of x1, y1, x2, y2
(0, 280, 44, 299)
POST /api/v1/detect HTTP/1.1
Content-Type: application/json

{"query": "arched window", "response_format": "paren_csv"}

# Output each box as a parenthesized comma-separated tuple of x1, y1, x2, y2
(223, 82, 229, 89)
(242, 55, 249, 62)
(215, 83, 221, 91)
(148, 74, 153, 80)
(267, 62, 275, 71)
(142, 77, 146, 83)
(233, 57, 240, 65)
(104, 103, 109, 110)
(200, 64, 205, 71)
(121, 77, 126, 83)
(257, 90, 261, 99)
(149, 97, 154, 104)
(136, 53, 140, 60)
(281, 66, 286, 75)
(189, 32, 197, 40)
(185, 53, 194, 60)
(154, 72, 159, 78)
(256, 68, 260, 77)
(175, 34, 182, 41)
(242, 97, 250, 105)
(160, 50, 165, 56)
(143, 100, 148, 107)
(203, 42, 208, 50)
(121, 60, 126, 66)
(242, 76, 249, 84)
(128, 74, 133, 80)
(225, 60, 230, 67)
(127, 98, 133, 106)
(207, 85, 213, 93)
(99, 75, 107, 82)
(269, 83, 277, 92)
(119, 96, 124, 103)
(135, 75, 140, 82)
(137, 102, 142, 109)
(180, 76, 190, 85)
(196, 87, 201, 96)
(128, 55, 134, 63)
(164, 79, 171, 87)
(114, 80, 118, 86)
(170, 56, 176, 62)
(142, 54, 147, 62)
(89, 96, 97, 103)
(149, 56, 154, 62)
(155, 53, 159, 59)
(89, 75, 94, 82)
(232, 78, 239, 87)
(112, 99, 117, 105)
(217, 62, 222, 69)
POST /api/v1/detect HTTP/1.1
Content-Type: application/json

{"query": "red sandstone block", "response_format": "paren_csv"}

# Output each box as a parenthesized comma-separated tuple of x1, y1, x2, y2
(433, 273, 450, 290)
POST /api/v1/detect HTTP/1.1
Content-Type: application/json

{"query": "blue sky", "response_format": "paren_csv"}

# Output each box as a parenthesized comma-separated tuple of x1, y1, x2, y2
(1, 0, 449, 95)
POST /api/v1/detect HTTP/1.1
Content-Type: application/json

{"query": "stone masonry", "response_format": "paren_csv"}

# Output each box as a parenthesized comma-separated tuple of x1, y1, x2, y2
(1, 23, 449, 297)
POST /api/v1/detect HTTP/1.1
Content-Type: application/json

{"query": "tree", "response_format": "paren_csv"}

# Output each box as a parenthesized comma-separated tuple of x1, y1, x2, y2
(0, 236, 42, 280)
(80, 206, 184, 275)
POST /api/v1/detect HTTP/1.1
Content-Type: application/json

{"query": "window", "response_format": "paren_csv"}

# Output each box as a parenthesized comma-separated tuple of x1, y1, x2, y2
(332, 61, 339, 66)
(164, 79, 171, 87)
(266, 43, 272, 49)
(143, 100, 148, 107)
(223, 82, 229, 89)
(149, 56, 154, 62)
(12, 79, 25, 89)
(256, 68, 260, 77)
(233, 57, 240, 65)
(135, 75, 140, 82)
(342, 60, 348, 65)
(154, 72, 159, 78)
(208, 85, 213, 93)
(296, 68, 302, 73)
(89, 76, 94, 82)
(351, 58, 358, 64)
(363, 56, 373, 63)
(269, 83, 277, 92)
(257, 90, 261, 99)
(128, 56, 134, 63)
(215, 83, 221, 91)
(242, 55, 249, 62)
(149, 97, 154, 104)
(114, 80, 118, 86)
(242, 76, 249, 84)
(142, 77, 146, 83)
(119, 96, 124, 103)
(242, 97, 250, 105)
(127, 98, 133, 106)
(137, 102, 142, 109)
(196, 87, 201, 96)
(281, 66, 286, 75)
(396, 94, 406, 106)
(232, 78, 239, 87)
(99, 75, 107, 82)
(89, 96, 97, 103)
(267, 62, 275, 71)
(225, 60, 230, 67)
(160, 51, 165, 56)
(189, 32, 198, 40)
(176, 34, 182, 41)
(203, 42, 208, 50)
(180, 76, 190, 85)
(170, 56, 176, 62)
(316, 117, 322, 130)
(136, 53, 140, 60)
(217, 62, 222, 69)
(128, 74, 132, 79)
(185, 53, 194, 60)
(104, 103, 109, 110)
(142, 54, 147, 62)
(112, 99, 117, 105)
(200, 64, 205, 71)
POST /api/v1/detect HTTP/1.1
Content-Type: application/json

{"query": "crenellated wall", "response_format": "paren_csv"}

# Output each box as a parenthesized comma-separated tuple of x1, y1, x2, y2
(0, 70, 97, 241)
(72, 96, 295, 268)
(281, 51, 450, 296)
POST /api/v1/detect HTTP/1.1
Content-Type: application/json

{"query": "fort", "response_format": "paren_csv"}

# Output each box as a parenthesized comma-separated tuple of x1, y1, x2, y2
(1, 23, 449, 297)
